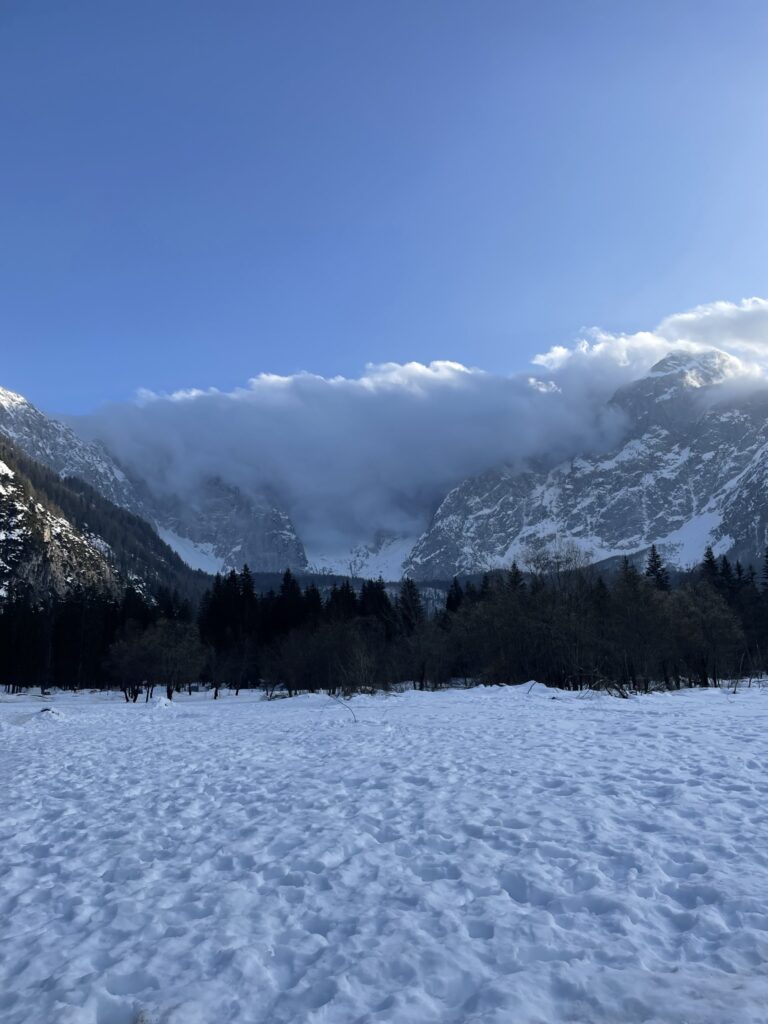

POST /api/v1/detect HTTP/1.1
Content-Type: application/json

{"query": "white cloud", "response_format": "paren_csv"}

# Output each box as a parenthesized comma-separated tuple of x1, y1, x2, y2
(535, 297, 768, 384)
(658, 297, 768, 353)
(77, 297, 768, 553)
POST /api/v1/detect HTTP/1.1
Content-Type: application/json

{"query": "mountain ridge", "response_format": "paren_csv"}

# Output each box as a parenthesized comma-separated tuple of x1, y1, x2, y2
(0, 434, 214, 603)
(405, 349, 768, 578)
(5, 347, 768, 584)
(0, 387, 307, 575)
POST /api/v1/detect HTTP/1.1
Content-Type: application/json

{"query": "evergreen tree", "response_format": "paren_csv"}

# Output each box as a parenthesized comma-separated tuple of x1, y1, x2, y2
(619, 556, 641, 589)
(507, 562, 525, 593)
(274, 569, 305, 633)
(326, 580, 359, 621)
(719, 555, 735, 600)
(644, 544, 670, 591)
(445, 577, 464, 613)
(359, 577, 391, 619)
(236, 565, 257, 638)
(761, 546, 768, 593)
(397, 578, 424, 635)
(303, 583, 323, 625)
(700, 545, 720, 589)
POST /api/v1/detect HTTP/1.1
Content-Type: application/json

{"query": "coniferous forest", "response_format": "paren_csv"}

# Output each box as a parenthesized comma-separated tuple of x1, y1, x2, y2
(2, 543, 767, 699)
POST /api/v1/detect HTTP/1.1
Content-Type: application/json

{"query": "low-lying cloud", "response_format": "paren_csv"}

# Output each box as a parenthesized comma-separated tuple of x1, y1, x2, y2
(76, 298, 768, 554)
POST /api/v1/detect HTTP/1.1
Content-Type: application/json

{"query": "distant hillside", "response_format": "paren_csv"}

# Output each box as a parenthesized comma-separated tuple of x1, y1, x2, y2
(0, 436, 212, 604)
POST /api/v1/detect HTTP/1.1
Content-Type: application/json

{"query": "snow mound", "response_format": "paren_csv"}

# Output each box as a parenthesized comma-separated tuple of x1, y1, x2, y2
(22, 706, 67, 727)
(522, 680, 559, 697)
(151, 696, 177, 712)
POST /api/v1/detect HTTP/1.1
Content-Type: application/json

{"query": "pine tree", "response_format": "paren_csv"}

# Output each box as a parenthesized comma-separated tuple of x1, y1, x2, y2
(239, 564, 257, 634)
(326, 580, 359, 621)
(446, 577, 464, 613)
(507, 561, 525, 593)
(700, 545, 720, 589)
(397, 578, 424, 635)
(719, 555, 734, 600)
(240, 564, 256, 603)
(591, 575, 610, 616)
(619, 556, 640, 590)
(303, 583, 323, 624)
(359, 577, 392, 620)
(644, 544, 670, 591)
(274, 569, 305, 633)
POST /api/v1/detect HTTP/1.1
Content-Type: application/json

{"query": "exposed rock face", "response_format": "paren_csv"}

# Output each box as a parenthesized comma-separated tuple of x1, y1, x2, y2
(9, 347, 768, 584)
(0, 387, 307, 574)
(405, 351, 768, 578)
(0, 458, 119, 602)
(154, 477, 308, 574)
(0, 387, 143, 513)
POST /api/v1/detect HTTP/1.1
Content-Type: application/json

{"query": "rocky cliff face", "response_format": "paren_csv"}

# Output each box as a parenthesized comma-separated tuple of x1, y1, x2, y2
(0, 387, 144, 513)
(8, 348, 768, 585)
(154, 477, 308, 574)
(405, 351, 768, 578)
(0, 457, 119, 602)
(0, 387, 307, 574)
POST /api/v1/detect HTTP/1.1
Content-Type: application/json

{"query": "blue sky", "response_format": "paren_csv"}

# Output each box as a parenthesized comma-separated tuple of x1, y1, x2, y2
(2, 0, 767, 412)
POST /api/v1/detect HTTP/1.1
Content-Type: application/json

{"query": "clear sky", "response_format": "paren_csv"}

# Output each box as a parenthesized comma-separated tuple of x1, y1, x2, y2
(2, 0, 768, 412)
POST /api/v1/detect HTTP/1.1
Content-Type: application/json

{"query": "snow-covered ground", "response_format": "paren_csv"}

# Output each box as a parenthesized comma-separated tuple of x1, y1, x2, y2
(156, 526, 226, 575)
(2, 685, 768, 1024)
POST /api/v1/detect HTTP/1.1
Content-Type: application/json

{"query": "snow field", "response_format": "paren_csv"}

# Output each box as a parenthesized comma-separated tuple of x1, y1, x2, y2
(1, 684, 768, 1023)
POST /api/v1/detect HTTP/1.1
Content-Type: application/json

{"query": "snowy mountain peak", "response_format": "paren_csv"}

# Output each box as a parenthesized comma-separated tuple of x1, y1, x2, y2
(406, 351, 768, 579)
(0, 387, 145, 514)
(0, 386, 29, 411)
(607, 348, 745, 433)
(646, 348, 741, 387)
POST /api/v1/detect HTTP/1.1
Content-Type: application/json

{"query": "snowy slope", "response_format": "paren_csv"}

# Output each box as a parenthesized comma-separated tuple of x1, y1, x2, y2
(0, 458, 119, 601)
(156, 526, 226, 575)
(0, 386, 144, 513)
(9, 347, 768, 580)
(154, 477, 308, 574)
(0, 385, 307, 574)
(2, 684, 767, 1023)
(307, 532, 417, 579)
(407, 350, 768, 577)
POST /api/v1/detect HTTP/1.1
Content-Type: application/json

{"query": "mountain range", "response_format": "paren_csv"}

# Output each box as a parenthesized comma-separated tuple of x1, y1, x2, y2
(405, 350, 768, 578)
(0, 385, 308, 584)
(2, 346, 768, 599)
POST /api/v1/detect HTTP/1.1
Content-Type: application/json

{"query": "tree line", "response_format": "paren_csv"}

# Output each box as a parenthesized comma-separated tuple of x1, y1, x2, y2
(2, 543, 768, 699)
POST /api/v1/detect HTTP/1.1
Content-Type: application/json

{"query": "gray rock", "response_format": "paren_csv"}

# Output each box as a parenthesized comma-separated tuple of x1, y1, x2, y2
(0, 386, 307, 574)
(406, 350, 768, 578)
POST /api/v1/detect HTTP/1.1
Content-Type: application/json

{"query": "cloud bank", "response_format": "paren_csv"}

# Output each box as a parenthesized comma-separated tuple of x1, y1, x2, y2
(77, 298, 768, 554)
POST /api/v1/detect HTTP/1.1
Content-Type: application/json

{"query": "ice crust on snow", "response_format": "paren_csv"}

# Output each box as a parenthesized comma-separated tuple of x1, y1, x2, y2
(1, 685, 768, 1023)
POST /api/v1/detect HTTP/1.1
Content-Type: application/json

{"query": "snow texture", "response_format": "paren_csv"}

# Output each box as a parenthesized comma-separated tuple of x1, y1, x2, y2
(306, 533, 418, 580)
(1, 685, 767, 1024)
(406, 350, 768, 577)
(156, 526, 226, 575)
